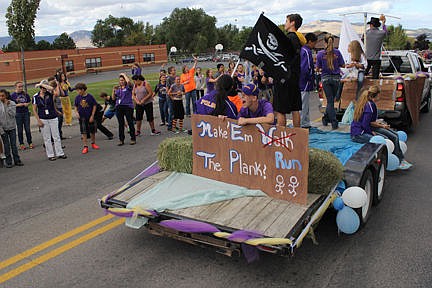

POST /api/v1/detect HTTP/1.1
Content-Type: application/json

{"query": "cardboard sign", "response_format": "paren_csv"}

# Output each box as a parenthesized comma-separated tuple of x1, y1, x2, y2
(192, 115, 309, 205)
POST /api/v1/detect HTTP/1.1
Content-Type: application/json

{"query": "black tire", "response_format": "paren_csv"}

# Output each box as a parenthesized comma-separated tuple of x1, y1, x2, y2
(420, 92, 431, 113)
(373, 153, 387, 205)
(355, 169, 374, 225)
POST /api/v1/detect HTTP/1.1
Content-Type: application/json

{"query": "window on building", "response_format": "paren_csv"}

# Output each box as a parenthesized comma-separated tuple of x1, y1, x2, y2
(85, 57, 102, 68)
(143, 53, 155, 62)
(122, 54, 135, 64)
(65, 60, 74, 72)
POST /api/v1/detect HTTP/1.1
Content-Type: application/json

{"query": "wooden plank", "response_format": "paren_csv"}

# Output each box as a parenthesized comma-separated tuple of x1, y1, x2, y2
(204, 197, 256, 226)
(241, 199, 293, 232)
(225, 197, 273, 229)
(263, 203, 308, 238)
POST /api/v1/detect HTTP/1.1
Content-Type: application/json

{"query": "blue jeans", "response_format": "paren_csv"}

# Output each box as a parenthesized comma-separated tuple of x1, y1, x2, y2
(322, 75, 341, 128)
(166, 98, 174, 130)
(15, 112, 32, 145)
(158, 97, 169, 124)
(1, 129, 21, 165)
(351, 133, 373, 143)
(185, 89, 197, 115)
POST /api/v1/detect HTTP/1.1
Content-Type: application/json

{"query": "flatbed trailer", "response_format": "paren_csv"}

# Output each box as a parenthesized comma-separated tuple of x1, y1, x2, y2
(99, 129, 387, 258)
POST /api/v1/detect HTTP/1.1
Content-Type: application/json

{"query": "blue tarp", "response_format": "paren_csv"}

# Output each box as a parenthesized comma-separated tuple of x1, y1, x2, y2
(309, 127, 364, 165)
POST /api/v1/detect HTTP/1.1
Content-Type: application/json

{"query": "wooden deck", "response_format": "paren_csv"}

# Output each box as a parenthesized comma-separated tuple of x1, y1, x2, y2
(111, 171, 323, 239)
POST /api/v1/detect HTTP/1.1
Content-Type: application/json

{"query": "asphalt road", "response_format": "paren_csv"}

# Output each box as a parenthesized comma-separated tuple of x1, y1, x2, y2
(0, 91, 431, 288)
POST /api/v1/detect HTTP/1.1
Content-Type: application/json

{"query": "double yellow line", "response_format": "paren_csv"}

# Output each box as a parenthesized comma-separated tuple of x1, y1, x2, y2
(0, 214, 124, 284)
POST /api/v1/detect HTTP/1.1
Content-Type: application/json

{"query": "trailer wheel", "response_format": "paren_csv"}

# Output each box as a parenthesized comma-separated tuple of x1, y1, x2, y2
(373, 154, 387, 205)
(355, 169, 374, 225)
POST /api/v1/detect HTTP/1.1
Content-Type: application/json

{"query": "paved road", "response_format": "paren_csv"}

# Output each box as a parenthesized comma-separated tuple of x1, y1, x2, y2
(0, 91, 431, 287)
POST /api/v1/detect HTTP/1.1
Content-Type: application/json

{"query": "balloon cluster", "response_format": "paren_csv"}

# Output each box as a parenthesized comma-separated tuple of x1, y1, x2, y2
(369, 131, 408, 171)
(333, 186, 367, 234)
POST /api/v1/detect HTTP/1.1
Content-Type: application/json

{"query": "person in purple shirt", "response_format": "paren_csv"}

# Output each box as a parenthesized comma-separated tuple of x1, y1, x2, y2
(10, 81, 33, 150)
(112, 73, 136, 145)
(350, 85, 412, 169)
(131, 63, 142, 77)
(205, 69, 218, 93)
(238, 84, 275, 126)
(74, 83, 99, 154)
(300, 33, 318, 128)
(196, 74, 237, 120)
(316, 34, 345, 129)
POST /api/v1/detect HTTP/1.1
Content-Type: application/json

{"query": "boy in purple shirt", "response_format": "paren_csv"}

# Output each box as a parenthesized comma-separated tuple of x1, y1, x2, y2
(10, 81, 33, 150)
(74, 83, 99, 154)
(238, 84, 275, 125)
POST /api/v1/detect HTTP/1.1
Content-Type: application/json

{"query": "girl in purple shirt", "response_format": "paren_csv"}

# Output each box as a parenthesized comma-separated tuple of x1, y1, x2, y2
(113, 73, 136, 145)
(316, 34, 345, 129)
(350, 85, 411, 169)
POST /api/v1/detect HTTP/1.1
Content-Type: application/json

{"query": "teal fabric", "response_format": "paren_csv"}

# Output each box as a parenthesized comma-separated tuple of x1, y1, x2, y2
(309, 127, 364, 165)
(126, 171, 266, 216)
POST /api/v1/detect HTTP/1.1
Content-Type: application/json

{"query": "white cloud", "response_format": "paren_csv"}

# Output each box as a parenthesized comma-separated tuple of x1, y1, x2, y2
(0, 0, 430, 37)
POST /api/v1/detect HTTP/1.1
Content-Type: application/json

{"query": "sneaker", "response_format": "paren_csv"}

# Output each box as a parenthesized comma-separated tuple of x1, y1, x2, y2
(82, 146, 89, 154)
(118, 141, 124, 146)
(182, 129, 189, 133)
(398, 160, 412, 170)
(5, 163, 13, 168)
(29, 143, 34, 149)
(58, 155, 67, 159)
(15, 161, 24, 166)
(322, 117, 329, 126)
(91, 143, 100, 150)
(151, 130, 161, 136)
(107, 136, 114, 140)
(135, 131, 141, 137)
(19, 144, 26, 151)
(48, 157, 57, 161)
(130, 140, 136, 145)
(160, 122, 165, 126)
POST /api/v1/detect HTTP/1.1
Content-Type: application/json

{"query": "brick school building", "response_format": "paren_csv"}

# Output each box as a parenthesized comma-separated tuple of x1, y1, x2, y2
(0, 44, 167, 86)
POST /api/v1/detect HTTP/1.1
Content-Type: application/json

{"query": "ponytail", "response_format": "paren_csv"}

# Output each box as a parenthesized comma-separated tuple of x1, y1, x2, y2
(325, 35, 335, 71)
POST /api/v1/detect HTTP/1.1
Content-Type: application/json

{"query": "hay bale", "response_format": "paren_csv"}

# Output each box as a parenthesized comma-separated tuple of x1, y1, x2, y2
(157, 138, 344, 194)
(157, 136, 193, 173)
(308, 148, 344, 194)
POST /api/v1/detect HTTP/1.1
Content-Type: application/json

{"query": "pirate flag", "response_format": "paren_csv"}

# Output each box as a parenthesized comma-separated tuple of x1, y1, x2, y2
(240, 14, 296, 82)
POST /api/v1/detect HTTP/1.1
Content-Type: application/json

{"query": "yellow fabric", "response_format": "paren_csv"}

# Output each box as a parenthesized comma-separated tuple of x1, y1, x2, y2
(108, 207, 153, 217)
(213, 232, 231, 238)
(60, 96, 73, 125)
(295, 32, 307, 46)
(245, 238, 292, 246)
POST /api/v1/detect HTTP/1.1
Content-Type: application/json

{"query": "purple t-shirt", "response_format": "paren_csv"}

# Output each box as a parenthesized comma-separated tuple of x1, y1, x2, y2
(10, 92, 31, 114)
(115, 85, 134, 108)
(74, 93, 97, 119)
(195, 90, 237, 119)
(206, 78, 215, 93)
(316, 49, 345, 76)
(239, 99, 274, 119)
(350, 101, 377, 137)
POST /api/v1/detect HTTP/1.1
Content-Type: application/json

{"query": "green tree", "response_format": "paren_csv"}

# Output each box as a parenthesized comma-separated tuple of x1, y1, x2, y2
(6, 0, 41, 92)
(52, 32, 76, 49)
(233, 26, 253, 50)
(384, 25, 408, 50)
(414, 33, 430, 51)
(92, 15, 148, 47)
(35, 40, 52, 50)
(156, 8, 217, 54)
(216, 24, 239, 51)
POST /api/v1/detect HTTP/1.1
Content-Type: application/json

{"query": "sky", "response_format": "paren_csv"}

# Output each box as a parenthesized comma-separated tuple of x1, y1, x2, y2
(0, 0, 430, 37)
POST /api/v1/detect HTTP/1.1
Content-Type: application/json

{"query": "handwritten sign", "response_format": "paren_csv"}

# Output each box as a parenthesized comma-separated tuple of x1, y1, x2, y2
(192, 115, 309, 204)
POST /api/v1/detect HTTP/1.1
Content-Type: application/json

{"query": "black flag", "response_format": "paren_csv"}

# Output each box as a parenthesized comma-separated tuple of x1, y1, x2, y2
(240, 14, 296, 81)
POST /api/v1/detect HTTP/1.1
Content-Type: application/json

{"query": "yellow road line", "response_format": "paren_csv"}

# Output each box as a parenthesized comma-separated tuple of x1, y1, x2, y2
(0, 214, 113, 271)
(0, 218, 125, 284)
(312, 116, 322, 123)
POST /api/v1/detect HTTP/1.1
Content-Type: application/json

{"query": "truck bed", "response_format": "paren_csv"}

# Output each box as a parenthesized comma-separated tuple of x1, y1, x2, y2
(105, 170, 323, 239)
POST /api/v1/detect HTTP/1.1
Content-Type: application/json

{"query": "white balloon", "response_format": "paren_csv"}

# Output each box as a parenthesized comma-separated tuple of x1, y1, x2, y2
(342, 186, 368, 208)
(399, 141, 407, 155)
(385, 139, 395, 154)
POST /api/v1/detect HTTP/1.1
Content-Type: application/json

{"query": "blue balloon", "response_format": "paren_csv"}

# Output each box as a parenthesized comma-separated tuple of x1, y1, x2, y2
(370, 135, 386, 144)
(336, 181, 346, 193)
(387, 153, 399, 171)
(333, 197, 345, 210)
(336, 206, 360, 234)
(397, 131, 408, 142)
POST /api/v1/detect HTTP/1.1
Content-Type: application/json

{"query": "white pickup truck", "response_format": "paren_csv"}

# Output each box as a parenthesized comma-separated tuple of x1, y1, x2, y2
(320, 50, 432, 130)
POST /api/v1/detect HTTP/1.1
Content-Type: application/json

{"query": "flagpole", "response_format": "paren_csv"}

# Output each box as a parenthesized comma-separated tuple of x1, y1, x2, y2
(231, 59, 241, 78)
